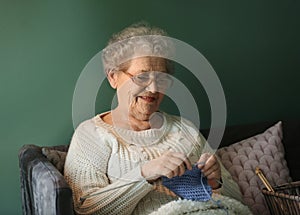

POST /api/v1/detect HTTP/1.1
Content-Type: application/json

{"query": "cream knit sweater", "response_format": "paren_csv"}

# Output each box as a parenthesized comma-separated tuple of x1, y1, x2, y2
(64, 112, 242, 215)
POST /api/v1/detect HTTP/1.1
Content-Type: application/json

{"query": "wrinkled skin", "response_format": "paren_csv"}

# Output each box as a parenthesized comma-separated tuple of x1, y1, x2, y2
(104, 57, 221, 188)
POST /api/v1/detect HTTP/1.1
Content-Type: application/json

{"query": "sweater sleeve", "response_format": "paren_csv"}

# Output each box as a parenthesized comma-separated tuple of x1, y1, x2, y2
(198, 133, 243, 202)
(64, 122, 153, 215)
(215, 160, 244, 202)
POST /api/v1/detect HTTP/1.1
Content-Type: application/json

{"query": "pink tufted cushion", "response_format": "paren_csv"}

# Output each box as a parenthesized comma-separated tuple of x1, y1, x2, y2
(217, 121, 292, 215)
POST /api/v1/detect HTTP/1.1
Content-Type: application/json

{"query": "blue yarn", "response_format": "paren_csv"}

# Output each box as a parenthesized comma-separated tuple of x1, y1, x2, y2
(162, 163, 229, 214)
(162, 164, 212, 201)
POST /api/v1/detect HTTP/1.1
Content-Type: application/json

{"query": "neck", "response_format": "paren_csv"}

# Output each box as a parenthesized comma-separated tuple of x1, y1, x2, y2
(110, 107, 163, 131)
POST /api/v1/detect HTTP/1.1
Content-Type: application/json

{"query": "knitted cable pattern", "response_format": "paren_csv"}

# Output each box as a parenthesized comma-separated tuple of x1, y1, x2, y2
(64, 112, 243, 215)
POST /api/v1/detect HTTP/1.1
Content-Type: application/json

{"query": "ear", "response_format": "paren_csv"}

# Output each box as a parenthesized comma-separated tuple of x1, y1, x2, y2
(107, 71, 119, 89)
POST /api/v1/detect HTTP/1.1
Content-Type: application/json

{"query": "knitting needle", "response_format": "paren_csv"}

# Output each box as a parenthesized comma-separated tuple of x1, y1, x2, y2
(255, 167, 274, 192)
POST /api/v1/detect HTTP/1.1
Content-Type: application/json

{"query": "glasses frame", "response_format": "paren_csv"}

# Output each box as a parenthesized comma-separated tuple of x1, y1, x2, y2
(121, 70, 173, 90)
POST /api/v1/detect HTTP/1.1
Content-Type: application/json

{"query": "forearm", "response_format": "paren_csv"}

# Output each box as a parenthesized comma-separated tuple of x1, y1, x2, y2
(65, 131, 154, 215)
(78, 180, 152, 215)
(69, 165, 153, 215)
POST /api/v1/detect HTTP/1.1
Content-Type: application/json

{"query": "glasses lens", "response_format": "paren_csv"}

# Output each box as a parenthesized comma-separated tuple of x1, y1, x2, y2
(133, 73, 151, 86)
(132, 72, 173, 90)
(156, 76, 173, 89)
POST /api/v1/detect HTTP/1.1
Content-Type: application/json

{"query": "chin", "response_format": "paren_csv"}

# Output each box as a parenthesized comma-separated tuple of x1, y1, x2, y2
(130, 97, 161, 120)
(137, 110, 156, 120)
(135, 106, 158, 120)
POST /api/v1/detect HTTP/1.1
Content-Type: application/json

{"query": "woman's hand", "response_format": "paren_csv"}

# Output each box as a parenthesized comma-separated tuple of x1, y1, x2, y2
(197, 153, 221, 189)
(141, 150, 192, 181)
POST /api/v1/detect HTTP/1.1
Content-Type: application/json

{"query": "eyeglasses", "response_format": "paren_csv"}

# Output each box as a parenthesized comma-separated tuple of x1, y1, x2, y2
(122, 71, 173, 90)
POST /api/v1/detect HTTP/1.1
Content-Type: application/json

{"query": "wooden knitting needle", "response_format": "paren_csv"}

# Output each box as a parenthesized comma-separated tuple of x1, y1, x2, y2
(255, 167, 274, 192)
(256, 167, 289, 213)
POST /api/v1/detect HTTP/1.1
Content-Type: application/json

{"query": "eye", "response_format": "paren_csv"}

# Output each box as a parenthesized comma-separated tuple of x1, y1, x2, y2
(157, 76, 173, 88)
(157, 75, 171, 82)
(135, 73, 150, 82)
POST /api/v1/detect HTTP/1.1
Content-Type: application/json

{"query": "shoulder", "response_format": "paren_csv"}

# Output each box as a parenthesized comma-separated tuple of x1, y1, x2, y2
(74, 117, 98, 137)
(72, 115, 115, 144)
(69, 116, 115, 156)
(75, 114, 110, 133)
(163, 112, 199, 134)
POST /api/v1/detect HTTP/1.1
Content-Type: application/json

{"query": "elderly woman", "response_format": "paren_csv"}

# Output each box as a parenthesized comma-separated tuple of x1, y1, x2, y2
(64, 23, 250, 215)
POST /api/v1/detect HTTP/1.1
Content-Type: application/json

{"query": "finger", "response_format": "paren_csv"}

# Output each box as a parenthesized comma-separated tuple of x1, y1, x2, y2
(158, 165, 173, 178)
(202, 155, 219, 172)
(178, 163, 186, 176)
(171, 152, 192, 170)
(163, 154, 189, 177)
(206, 170, 221, 180)
(162, 165, 179, 179)
(163, 160, 179, 170)
(163, 160, 181, 177)
(183, 157, 192, 170)
(197, 153, 211, 169)
(165, 171, 174, 178)
(203, 162, 219, 176)
(169, 164, 186, 178)
(207, 178, 221, 189)
(202, 163, 219, 177)
(171, 165, 179, 177)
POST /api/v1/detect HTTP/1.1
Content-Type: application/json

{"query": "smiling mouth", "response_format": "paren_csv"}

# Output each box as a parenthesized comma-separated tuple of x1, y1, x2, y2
(138, 96, 156, 103)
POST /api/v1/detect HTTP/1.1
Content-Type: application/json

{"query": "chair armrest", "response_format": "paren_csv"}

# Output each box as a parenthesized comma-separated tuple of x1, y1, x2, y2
(19, 144, 74, 215)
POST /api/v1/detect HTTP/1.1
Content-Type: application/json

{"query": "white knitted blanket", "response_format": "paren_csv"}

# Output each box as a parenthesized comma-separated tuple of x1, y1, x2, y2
(149, 194, 252, 215)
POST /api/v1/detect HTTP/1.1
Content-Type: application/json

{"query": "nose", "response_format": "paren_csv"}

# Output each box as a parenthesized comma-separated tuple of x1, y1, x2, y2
(146, 80, 158, 93)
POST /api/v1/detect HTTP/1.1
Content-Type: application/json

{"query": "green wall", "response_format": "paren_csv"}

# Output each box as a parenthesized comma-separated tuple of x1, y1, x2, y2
(1, 0, 299, 214)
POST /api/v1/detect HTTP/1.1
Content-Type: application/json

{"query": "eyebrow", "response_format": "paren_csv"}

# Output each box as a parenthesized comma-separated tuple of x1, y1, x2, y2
(140, 70, 168, 73)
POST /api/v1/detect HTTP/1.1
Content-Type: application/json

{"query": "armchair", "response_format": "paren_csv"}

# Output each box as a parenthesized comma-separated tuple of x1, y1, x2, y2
(18, 144, 74, 215)
(18, 120, 300, 215)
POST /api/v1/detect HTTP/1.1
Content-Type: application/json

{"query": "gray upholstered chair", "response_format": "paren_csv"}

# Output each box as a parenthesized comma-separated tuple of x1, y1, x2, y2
(18, 120, 300, 215)
(18, 144, 74, 215)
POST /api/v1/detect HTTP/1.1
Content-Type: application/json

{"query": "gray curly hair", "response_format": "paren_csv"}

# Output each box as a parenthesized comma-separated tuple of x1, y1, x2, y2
(102, 22, 174, 74)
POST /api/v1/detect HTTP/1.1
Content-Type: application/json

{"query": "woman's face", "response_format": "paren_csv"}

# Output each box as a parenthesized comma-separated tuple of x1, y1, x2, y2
(112, 57, 169, 121)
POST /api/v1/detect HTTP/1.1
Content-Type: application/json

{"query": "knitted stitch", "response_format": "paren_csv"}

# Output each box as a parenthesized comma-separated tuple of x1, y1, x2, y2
(162, 165, 212, 201)
(64, 112, 243, 215)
